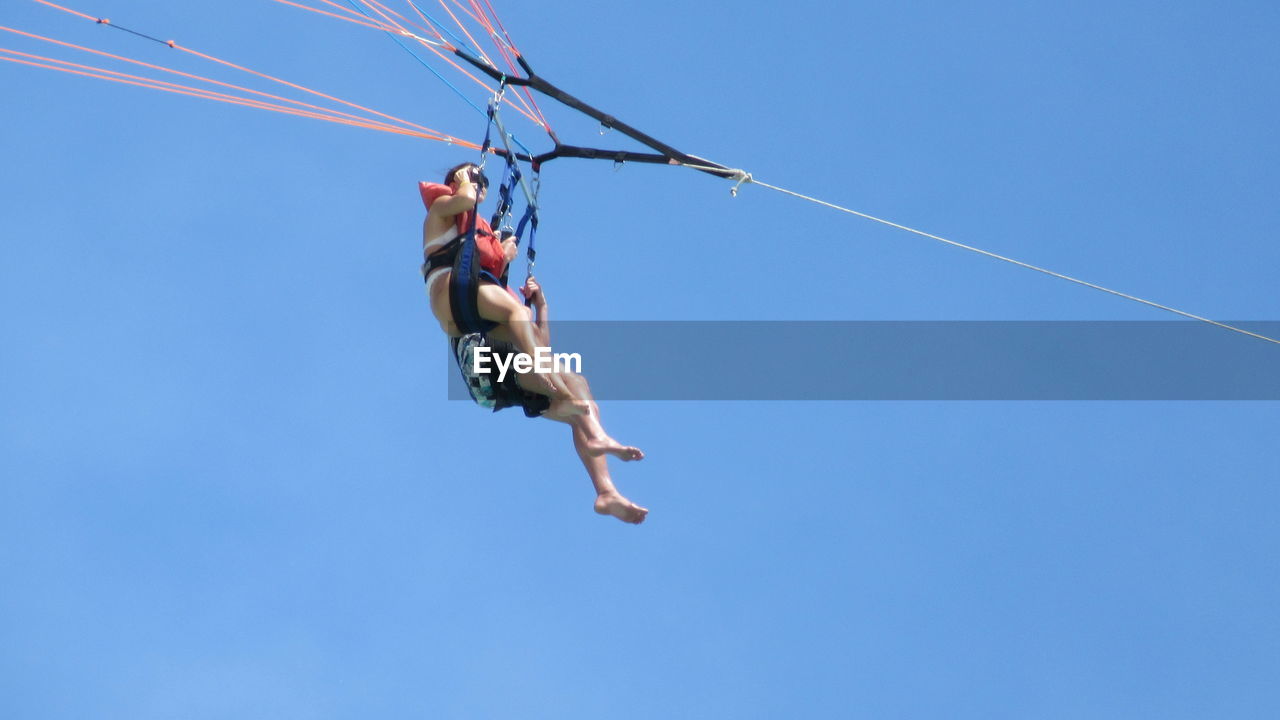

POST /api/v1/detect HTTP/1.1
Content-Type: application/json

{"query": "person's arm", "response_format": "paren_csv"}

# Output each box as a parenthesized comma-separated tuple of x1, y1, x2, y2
(522, 276, 550, 344)
(430, 169, 480, 220)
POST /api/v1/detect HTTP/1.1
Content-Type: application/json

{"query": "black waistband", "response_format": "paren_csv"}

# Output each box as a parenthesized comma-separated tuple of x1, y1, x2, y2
(422, 235, 463, 281)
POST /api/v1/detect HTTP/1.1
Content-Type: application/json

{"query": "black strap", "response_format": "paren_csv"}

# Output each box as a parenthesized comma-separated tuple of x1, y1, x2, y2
(422, 235, 463, 278)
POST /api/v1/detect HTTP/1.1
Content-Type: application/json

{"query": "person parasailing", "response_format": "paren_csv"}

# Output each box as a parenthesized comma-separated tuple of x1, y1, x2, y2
(421, 161, 649, 525)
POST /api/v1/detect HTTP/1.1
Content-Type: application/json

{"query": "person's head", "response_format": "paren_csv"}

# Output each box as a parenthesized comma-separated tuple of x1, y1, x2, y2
(444, 161, 488, 200)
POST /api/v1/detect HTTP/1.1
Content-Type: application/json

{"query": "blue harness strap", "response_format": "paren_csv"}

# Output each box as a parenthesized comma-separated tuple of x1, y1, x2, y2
(445, 88, 544, 324)
(490, 159, 519, 232)
(516, 202, 538, 269)
(448, 232, 500, 334)
(448, 102, 501, 334)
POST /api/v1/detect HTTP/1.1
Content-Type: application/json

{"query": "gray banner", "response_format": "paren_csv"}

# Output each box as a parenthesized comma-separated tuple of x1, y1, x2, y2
(444, 321, 1280, 400)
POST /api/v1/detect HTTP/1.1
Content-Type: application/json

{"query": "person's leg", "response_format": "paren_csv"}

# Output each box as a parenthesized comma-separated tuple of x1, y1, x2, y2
(539, 405, 648, 525)
(475, 284, 539, 356)
(552, 372, 643, 461)
(572, 422, 648, 524)
(515, 369, 641, 458)
(475, 285, 586, 414)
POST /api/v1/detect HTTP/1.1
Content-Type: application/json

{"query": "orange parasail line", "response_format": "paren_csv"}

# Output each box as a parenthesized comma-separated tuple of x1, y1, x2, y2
(436, 0, 491, 68)
(452, 53, 544, 131)
(478, 0, 518, 50)
(1, 50, 477, 145)
(432, 0, 546, 129)
(171, 44, 439, 138)
(401, 32, 546, 130)
(0, 23, 448, 140)
(260, 0, 546, 130)
(267, 0, 541, 128)
(473, 0, 551, 132)
(0, 24, 445, 140)
(444, 0, 548, 132)
(274, 0, 453, 50)
(464, 0, 496, 36)
(404, 0, 449, 43)
(345, 0, 406, 34)
(31, 0, 97, 23)
(445, 0, 488, 31)
(466, 13, 547, 130)
(0, 46, 455, 141)
(30, 0, 447, 136)
(0, 49, 445, 140)
(266, 0, 395, 33)
(362, 0, 423, 34)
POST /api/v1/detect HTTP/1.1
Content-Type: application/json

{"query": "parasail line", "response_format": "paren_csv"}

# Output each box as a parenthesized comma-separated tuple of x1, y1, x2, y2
(463, 0, 497, 36)
(0, 45, 399, 130)
(445, 0, 492, 36)
(274, 0, 396, 32)
(351, 0, 410, 34)
(403, 0, 478, 54)
(30, 0, 95, 22)
(340, 0, 489, 120)
(172, 44, 444, 138)
(332, 1, 545, 129)
(478, 0, 519, 52)
(455, 2, 545, 138)
(404, 0, 447, 42)
(0, 24, 449, 139)
(0, 53, 446, 140)
(364, 0, 433, 37)
(436, 0, 492, 67)
(0, 50, 468, 142)
(682, 164, 1278, 346)
(462, 0, 551, 134)
(266, 0, 544, 129)
(33, 0, 457, 137)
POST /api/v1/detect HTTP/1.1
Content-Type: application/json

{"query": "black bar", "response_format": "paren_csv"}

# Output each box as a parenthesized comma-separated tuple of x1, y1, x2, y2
(535, 145, 671, 165)
(450, 48, 735, 179)
(490, 147, 537, 164)
(452, 47, 533, 87)
(530, 146, 732, 180)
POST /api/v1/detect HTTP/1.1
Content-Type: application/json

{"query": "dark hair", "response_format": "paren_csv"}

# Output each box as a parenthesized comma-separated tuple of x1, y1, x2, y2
(443, 161, 488, 189)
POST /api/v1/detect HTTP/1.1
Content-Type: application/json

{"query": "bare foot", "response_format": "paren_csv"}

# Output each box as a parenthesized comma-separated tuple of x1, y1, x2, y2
(584, 436, 645, 461)
(594, 492, 648, 524)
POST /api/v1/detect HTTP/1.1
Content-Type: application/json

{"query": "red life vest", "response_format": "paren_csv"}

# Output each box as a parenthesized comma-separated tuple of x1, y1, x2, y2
(419, 181, 507, 278)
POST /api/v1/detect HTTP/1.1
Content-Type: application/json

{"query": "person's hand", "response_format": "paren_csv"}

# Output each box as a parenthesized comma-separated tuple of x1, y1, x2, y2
(521, 276, 545, 306)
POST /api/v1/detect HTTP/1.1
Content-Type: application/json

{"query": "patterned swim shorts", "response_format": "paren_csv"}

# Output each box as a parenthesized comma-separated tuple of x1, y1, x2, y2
(452, 332, 498, 409)
(450, 332, 551, 417)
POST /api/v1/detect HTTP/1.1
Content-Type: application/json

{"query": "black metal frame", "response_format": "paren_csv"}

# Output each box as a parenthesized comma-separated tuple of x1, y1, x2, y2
(454, 49, 735, 179)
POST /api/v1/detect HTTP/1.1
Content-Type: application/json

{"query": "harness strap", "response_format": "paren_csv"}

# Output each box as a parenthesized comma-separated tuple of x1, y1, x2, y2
(430, 82, 544, 327)
(444, 95, 501, 334)
(490, 158, 520, 232)
(515, 202, 538, 270)
(422, 234, 500, 333)
(422, 235, 463, 278)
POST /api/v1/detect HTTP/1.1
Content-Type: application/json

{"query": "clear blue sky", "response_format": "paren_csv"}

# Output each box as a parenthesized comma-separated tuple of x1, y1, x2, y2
(3, 1, 1279, 718)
